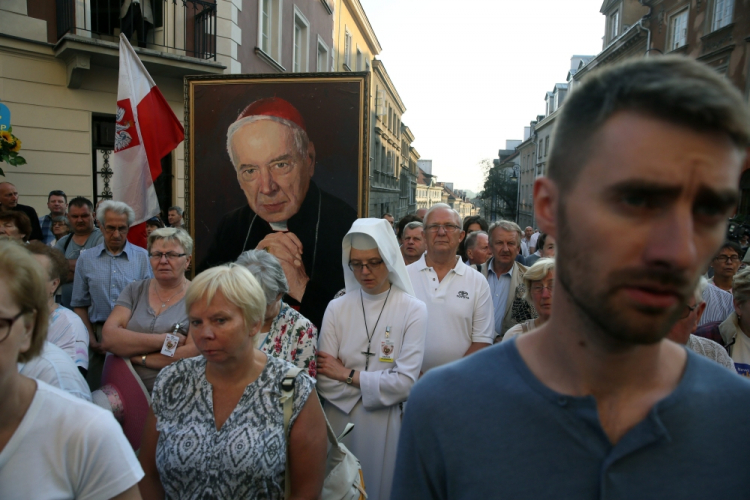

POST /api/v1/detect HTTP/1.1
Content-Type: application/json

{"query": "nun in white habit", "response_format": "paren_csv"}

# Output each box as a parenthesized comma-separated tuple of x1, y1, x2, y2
(317, 218, 427, 500)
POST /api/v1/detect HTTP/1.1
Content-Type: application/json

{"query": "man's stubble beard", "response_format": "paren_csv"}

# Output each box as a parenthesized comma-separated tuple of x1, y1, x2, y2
(555, 201, 689, 347)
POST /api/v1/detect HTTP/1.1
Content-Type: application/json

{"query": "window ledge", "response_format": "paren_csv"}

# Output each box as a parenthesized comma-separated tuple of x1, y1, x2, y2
(255, 47, 286, 72)
(701, 22, 735, 41)
(668, 44, 689, 54)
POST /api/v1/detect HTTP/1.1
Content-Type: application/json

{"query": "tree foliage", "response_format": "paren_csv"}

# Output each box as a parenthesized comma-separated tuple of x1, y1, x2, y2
(479, 158, 518, 221)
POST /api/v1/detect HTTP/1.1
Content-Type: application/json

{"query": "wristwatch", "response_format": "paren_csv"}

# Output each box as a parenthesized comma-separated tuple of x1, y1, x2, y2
(141, 355, 147, 367)
(345, 369, 355, 385)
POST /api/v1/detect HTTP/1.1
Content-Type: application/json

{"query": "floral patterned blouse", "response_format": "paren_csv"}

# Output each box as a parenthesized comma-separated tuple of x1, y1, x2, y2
(257, 301, 318, 378)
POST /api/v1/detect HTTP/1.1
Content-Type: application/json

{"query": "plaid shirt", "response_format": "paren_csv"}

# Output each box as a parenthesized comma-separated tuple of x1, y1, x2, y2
(39, 214, 55, 245)
(70, 241, 153, 323)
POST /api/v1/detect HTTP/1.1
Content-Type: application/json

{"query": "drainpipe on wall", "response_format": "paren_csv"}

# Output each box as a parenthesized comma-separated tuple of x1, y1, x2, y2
(637, 2, 653, 56)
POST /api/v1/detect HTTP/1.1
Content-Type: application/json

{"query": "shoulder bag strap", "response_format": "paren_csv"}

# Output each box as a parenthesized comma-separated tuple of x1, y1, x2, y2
(282, 366, 303, 500)
(63, 233, 73, 252)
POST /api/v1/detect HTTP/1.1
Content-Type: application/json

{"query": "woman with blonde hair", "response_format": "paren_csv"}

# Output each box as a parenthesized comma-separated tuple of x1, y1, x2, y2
(0, 240, 143, 499)
(503, 258, 554, 342)
(138, 264, 327, 499)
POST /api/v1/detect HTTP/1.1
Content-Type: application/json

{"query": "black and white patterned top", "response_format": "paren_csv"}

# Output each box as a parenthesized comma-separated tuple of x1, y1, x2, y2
(152, 355, 314, 499)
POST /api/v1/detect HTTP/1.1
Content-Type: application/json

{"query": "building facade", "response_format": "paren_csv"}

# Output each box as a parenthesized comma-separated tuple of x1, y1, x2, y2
(369, 59, 405, 218)
(0, 0, 334, 219)
(516, 131, 537, 229)
(331, 0, 380, 72)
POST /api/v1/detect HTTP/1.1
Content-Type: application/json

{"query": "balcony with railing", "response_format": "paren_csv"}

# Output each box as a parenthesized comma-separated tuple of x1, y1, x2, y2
(55, 0, 223, 87)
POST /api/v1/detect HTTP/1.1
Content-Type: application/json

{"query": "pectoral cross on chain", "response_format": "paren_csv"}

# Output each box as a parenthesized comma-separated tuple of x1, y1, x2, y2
(361, 342, 375, 371)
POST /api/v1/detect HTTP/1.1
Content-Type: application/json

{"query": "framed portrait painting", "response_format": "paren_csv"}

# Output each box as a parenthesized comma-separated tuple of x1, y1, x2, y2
(185, 72, 369, 328)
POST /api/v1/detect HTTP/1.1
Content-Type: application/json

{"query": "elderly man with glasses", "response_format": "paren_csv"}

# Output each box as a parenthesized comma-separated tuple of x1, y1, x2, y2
(71, 200, 153, 390)
(407, 203, 494, 372)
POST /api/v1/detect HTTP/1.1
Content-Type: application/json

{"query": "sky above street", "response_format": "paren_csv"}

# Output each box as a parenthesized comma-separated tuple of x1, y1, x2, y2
(359, 0, 607, 194)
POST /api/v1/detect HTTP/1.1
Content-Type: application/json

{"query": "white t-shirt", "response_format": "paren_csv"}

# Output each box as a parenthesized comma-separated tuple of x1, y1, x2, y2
(18, 342, 92, 402)
(407, 255, 494, 372)
(47, 305, 89, 370)
(529, 232, 540, 251)
(0, 381, 143, 500)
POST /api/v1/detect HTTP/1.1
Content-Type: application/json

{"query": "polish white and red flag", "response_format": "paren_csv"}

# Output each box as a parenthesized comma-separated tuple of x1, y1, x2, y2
(113, 33, 184, 248)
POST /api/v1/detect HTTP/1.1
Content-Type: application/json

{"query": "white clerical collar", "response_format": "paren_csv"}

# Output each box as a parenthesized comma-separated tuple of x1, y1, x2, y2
(269, 221, 288, 231)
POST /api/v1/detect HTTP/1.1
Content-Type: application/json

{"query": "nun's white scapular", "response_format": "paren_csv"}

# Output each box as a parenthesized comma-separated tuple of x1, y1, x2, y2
(317, 218, 427, 500)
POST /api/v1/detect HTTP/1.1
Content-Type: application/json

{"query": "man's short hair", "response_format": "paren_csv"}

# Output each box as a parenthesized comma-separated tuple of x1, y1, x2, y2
(0, 210, 32, 242)
(397, 214, 422, 239)
(464, 230, 488, 252)
(382, 213, 393, 218)
(403, 221, 424, 233)
(168, 206, 183, 216)
(47, 190, 67, 203)
(67, 196, 94, 211)
(717, 240, 742, 256)
(488, 220, 522, 246)
(97, 200, 135, 227)
(548, 55, 750, 194)
(424, 203, 461, 227)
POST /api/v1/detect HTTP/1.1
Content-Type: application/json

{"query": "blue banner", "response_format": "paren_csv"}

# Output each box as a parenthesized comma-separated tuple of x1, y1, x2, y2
(0, 102, 10, 131)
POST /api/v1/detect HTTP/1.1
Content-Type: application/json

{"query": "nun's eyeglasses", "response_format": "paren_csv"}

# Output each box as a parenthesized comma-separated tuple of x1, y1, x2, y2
(349, 260, 384, 272)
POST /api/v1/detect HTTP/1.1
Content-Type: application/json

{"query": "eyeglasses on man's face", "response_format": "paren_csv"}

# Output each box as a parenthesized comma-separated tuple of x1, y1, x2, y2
(425, 224, 461, 234)
(714, 255, 740, 264)
(0, 311, 26, 344)
(349, 259, 385, 272)
(149, 252, 187, 261)
(103, 225, 129, 235)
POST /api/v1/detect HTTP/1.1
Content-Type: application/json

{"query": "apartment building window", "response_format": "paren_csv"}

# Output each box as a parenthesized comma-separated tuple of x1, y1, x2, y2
(669, 9, 688, 50)
(545, 137, 550, 157)
(356, 47, 363, 71)
(344, 29, 352, 69)
(610, 10, 620, 41)
(292, 8, 309, 72)
(259, 0, 282, 63)
(317, 37, 329, 71)
(712, 0, 734, 31)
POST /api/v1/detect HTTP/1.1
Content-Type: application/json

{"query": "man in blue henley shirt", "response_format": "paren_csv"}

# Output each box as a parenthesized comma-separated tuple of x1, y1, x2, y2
(391, 55, 750, 500)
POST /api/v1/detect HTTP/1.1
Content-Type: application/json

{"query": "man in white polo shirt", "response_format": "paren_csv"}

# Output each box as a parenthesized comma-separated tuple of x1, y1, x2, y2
(407, 203, 494, 372)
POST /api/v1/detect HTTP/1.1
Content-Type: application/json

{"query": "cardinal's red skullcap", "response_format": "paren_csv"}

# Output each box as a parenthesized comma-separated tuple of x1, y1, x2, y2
(236, 97, 306, 132)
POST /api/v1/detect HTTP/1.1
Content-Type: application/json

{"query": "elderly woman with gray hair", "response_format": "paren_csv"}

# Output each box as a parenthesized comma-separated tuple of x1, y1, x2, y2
(236, 250, 318, 377)
(102, 228, 197, 393)
(503, 258, 554, 342)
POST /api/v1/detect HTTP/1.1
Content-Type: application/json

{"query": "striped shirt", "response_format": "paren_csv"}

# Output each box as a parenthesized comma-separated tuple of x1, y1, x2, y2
(699, 284, 734, 326)
(70, 241, 153, 323)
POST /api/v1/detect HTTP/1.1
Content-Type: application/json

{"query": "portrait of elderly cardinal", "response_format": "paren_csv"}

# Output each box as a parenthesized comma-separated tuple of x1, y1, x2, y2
(198, 97, 357, 328)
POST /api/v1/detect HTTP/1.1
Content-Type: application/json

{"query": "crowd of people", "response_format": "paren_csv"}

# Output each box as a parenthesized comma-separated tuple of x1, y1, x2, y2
(4, 54, 750, 499)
